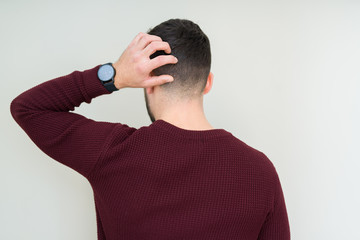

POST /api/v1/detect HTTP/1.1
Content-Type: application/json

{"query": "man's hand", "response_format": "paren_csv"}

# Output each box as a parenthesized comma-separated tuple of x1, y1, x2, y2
(112, 32, 178, 90)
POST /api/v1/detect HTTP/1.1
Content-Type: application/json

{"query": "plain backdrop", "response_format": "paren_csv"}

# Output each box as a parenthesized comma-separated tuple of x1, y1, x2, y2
(1, 0, 359, 239)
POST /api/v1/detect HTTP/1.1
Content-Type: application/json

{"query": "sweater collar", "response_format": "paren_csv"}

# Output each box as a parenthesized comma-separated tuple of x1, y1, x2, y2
(151, 119, 232, 139)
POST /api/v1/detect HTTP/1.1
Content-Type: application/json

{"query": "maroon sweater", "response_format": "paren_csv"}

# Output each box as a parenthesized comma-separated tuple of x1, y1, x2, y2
(10, 64, 290, 240)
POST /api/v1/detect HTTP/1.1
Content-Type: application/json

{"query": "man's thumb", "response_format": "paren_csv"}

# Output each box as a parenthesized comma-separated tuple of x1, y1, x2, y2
(146, 75, 174, 87)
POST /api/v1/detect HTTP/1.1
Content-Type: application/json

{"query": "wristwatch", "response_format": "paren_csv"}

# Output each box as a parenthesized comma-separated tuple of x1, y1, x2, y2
(97, 62, 119, 92)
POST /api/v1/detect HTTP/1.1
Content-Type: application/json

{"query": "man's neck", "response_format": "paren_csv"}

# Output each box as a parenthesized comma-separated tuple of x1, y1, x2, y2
(156, 100, 213, 131)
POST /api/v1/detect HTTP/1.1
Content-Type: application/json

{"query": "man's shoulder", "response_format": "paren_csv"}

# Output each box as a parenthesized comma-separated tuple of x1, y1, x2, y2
(111, 122, 276, 170)
(225, 134, 277, 173)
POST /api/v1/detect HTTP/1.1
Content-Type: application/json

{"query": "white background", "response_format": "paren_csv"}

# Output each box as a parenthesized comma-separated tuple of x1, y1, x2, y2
(1, 0, 359, 239)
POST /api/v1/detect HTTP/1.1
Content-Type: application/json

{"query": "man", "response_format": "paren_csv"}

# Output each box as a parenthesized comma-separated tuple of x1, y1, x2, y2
(10, 19, 290, 239)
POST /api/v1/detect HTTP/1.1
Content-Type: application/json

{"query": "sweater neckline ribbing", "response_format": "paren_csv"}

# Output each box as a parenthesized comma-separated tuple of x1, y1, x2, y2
(150, 119, 232, 139)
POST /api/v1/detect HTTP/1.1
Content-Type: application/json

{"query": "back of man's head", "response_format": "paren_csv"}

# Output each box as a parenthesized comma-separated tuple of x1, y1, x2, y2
(147, 19, 211, 99)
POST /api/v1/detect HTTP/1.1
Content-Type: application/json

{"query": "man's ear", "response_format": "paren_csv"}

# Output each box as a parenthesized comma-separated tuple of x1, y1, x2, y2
(146, 71, 156, 94)
(203, 72, 214, 95)
(146, 86, 155, 95)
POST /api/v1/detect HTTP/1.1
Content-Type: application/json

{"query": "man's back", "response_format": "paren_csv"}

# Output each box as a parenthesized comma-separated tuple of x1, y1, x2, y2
(88, 120, 290, 239)
(10, 19, 290, 239)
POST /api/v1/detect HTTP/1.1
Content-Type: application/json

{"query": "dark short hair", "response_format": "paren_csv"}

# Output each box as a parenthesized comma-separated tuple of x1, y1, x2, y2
(147, 19, 211, 98)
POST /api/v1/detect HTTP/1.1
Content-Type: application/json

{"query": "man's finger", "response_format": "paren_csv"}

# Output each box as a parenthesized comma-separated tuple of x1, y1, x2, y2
(132, 32, 146, 44)
(143, 41, 171, 56)
(147, 55, 178, 72)
(143, 75, 174, 88)
(137, 33, 162, 50)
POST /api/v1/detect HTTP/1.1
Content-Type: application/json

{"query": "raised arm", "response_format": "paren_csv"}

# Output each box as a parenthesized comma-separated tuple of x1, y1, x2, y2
(9, 65, 125, 178)
(10, 32, 178, 179)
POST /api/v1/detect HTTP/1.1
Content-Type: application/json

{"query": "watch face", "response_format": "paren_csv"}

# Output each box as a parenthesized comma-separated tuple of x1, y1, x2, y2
(98, 64, 115, 81)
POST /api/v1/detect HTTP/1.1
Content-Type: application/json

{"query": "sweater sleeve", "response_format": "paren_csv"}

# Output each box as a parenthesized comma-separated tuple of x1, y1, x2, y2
(10, 64, 135, 179)
(257, 170, 291, 240)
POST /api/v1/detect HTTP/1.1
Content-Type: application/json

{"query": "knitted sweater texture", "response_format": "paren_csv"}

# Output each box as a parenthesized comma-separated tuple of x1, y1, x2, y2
(10, 64, 290, 240)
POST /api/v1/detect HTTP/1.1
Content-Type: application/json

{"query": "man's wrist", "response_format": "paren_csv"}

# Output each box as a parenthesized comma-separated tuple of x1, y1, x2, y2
(112, 62, 125, 90)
